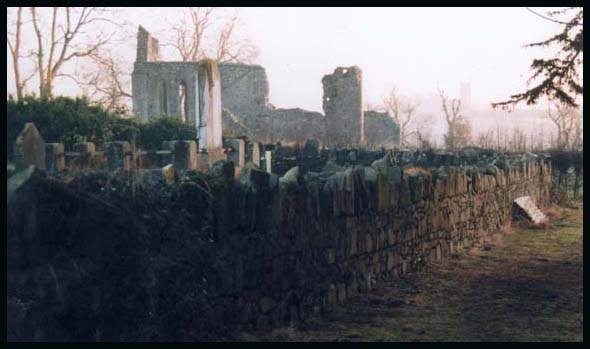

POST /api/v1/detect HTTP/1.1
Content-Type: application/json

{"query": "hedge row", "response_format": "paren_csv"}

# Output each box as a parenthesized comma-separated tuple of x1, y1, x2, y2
(7, 96, 197, 158)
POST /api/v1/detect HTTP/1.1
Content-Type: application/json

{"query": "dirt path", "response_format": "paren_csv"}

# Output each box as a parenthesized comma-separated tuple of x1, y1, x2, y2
(238, 206, 583, 342)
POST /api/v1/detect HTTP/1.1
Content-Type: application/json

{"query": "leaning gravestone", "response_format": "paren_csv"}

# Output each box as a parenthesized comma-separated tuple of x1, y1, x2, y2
(14, 123, 46, 171)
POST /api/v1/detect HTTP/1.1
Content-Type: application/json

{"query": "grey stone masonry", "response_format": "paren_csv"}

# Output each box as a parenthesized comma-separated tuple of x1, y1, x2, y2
(14, 123, 46, 171)
(322, 66, 364, 147)
(132, 26, 222, 154)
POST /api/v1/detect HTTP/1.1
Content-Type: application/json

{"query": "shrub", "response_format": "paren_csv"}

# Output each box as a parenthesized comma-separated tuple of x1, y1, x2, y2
(7, 95, 138, 155)
(7, 96, 198, 157)
(137, 116, 197, 151)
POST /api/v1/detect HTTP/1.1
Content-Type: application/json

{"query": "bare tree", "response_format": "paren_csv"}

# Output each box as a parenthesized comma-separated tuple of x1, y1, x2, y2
(169, 7, 214, 62)
(571, 115, 583, 150)
(438, 88, 472, 150)
(508, 128, 528, 152)
(382, 87, 420, 146)
(215, 15, 258, 63)
(166, 7, 258, 64)
(476, 129, 496, 150)
(78, 49, 133, 112)
(28, 7, 116, 98)
(7, 7, 37, 100)
(546, 102, 582, 150)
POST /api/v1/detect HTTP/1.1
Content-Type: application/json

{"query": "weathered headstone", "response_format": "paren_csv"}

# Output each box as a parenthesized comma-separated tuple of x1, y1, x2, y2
(246, 142, 262, 168)
(264, 150, 273, 174)
(73, 142, 96, 168)
(174, 140, 197, 170)
(223, 138, 245, 168)
(14, 123, 46, 171)
(45, 143, 65, 172)
(106, 141, 132, 171)
(196, 153, 209, 171)
(303, 139, 320, 157)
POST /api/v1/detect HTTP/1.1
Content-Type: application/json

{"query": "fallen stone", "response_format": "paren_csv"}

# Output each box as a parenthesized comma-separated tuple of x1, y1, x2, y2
(514, 196, 547, 224)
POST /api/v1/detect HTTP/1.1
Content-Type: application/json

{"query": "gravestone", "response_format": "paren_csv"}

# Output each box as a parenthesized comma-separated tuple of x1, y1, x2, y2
(303, 139, 320, 157)
(14, 123, 46, 171)
(224, 138, 245, 168)
(73, 142, 96, 168)
(264, 150, 273, 173)
(45, 143, 65, 172)
(174, 140, 197, 170)
(246, 142, 262, 168)
(196, 153, 209, 171)
(106, 141, 132, 171)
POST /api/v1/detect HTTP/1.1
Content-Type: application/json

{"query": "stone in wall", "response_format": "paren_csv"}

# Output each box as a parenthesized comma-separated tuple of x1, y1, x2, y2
(322, 66, 364, 147)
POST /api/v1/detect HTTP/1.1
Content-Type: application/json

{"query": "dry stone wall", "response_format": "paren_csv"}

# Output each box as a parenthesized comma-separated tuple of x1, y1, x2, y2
(7, 148, 551, 341)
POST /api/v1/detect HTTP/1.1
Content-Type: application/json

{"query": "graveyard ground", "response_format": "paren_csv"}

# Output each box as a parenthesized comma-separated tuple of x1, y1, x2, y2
(236, 205, 583, 342)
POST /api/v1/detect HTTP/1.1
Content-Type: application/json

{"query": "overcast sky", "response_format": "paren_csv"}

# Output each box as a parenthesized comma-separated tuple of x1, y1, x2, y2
(7, 7, 565, 113)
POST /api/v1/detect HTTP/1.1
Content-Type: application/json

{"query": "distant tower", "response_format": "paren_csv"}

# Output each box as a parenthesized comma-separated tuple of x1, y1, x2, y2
(460, 82, 471, 110)
(322, 66, 364, 147)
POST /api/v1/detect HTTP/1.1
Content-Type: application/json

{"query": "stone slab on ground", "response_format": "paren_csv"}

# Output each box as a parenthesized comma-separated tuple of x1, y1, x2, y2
(514, 196, 547, 224)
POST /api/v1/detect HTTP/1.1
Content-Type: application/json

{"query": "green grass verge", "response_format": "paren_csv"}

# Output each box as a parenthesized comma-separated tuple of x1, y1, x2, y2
(237, 205, 583, 342)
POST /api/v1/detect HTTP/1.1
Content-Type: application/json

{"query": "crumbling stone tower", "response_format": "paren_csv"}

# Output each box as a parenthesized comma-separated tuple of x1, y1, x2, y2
(322, 66, 364, 147)
(132, 26, 222, 152)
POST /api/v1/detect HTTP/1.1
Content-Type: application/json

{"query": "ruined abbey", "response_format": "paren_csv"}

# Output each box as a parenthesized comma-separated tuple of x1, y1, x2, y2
(132, 26, 400, 150)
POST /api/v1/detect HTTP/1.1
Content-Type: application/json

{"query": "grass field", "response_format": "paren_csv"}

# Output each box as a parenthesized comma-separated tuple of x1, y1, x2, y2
(238, 205, 584, 342)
